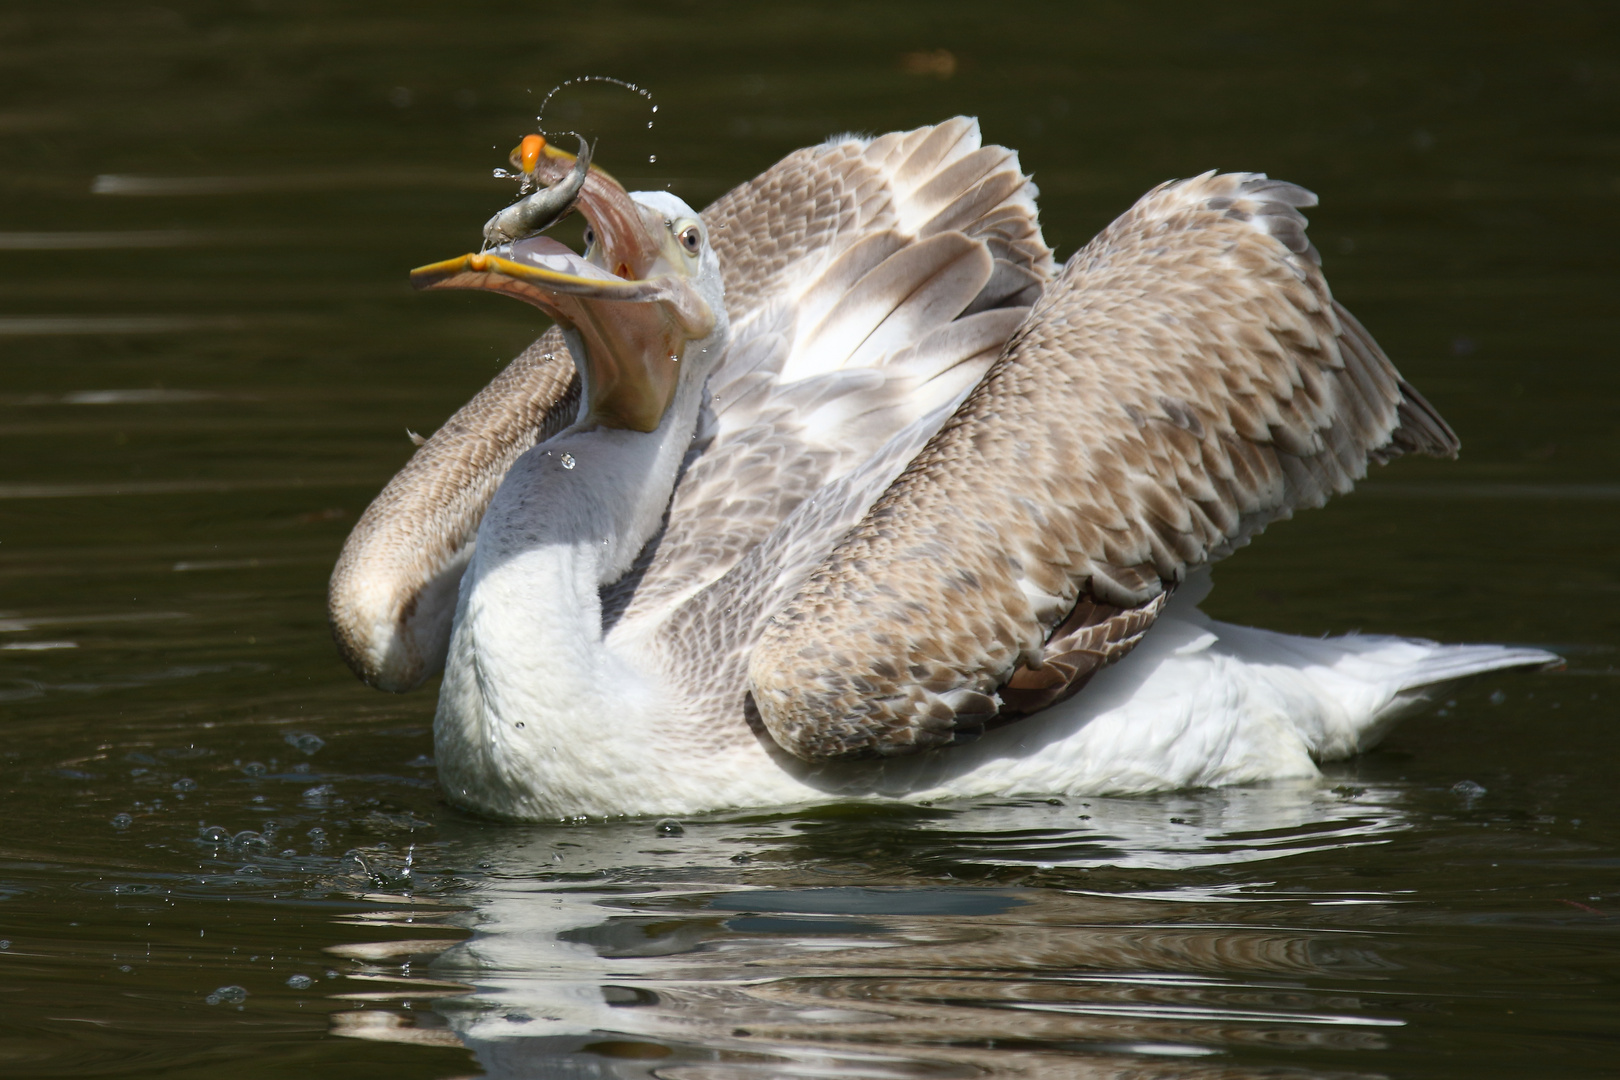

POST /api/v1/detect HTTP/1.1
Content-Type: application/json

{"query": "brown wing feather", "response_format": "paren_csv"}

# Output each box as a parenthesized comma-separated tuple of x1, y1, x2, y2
(609, 121, 1050, 635)
(998, 590, 1172, 716)
(748, 172, 1458, 761)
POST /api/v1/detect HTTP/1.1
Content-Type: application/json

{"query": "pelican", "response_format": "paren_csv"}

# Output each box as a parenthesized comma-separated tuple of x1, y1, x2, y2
(329, 119, 1555, 820)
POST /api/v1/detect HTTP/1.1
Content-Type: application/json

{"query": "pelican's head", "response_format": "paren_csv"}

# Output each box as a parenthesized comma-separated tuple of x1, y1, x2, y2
(412, 139, 726, 432)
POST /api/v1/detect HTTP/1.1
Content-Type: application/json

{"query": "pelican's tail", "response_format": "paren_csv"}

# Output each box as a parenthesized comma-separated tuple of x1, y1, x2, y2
(968, 575, 1564, 799)
(1191, 615, 1564, 766)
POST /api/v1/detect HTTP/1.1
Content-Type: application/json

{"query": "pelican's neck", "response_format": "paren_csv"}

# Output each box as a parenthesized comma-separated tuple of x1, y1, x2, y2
(434, 361, 707, 818)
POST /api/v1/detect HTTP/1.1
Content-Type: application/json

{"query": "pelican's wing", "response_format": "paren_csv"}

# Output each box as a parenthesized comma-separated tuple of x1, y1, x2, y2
(604, 118, 1052, 635)
(329, 331, 578, 690)
(749, 172, 1459, 761)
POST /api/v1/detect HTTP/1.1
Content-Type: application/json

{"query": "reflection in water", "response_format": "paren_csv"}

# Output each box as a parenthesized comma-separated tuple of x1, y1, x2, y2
(330, 787, 1408, 1078)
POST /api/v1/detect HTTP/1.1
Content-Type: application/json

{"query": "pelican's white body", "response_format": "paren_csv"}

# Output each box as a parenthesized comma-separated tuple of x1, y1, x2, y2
(434, 414, 1550, 821)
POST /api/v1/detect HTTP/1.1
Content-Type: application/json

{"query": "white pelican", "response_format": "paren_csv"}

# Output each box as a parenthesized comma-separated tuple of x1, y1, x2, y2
(329, 119, 1555, 820)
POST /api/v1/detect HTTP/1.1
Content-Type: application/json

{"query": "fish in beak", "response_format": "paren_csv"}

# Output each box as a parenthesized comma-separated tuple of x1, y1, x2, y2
(411, 137, 716, 433)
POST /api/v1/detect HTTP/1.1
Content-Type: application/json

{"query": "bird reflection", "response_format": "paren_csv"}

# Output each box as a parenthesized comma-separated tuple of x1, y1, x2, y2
(326, 785, 1407, 1078)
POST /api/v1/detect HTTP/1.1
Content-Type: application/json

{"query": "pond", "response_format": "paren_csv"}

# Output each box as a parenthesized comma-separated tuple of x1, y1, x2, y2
(1, 2, 1616, 1077)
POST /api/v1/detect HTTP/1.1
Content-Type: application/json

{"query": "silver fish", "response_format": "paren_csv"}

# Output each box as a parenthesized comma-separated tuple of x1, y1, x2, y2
(482, 135, 593, 247)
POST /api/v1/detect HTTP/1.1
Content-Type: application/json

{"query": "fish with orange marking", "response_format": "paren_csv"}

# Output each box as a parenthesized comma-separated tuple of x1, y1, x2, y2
(484, 134, 592, 246)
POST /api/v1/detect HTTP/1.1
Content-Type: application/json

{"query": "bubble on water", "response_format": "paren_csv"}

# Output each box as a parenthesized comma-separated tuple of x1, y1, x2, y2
(284, 732, 325, 756)
(111, 812, 133, 829)
(301, 784, 336, 807)
(306, 826, 328, 846)
(233, 830, 271, 855)
(198, 825, 230, 843)
(0, 941, 9, 950)
(1489, 689, 1507, 705)
(286, 973, 315, 990)
(236, 864, 262, 875)
(206, 985, 248, 1005)
(171, 778, 197, 792)
(242, 761, 267, 777)
(324, 969, 339, 980)
(560, 453, 576, 470)
(1451, 779, 1487, 800)
(119, 964, 132, 972)
(654, 817, 684, 837)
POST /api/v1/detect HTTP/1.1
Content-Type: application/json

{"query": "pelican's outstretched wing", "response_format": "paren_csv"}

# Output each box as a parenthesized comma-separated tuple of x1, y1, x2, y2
(749, 172, 1458, 761)
(605, 119, 1051, 637)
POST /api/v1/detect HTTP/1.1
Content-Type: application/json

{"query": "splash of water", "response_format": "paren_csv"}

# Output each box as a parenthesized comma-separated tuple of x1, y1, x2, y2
(535, 76, 658, 172)
(537, 75, 655, 136)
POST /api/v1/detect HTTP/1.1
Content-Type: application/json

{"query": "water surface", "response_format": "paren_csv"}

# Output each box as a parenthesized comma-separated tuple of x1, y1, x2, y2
(2, 2, 1617, 1077)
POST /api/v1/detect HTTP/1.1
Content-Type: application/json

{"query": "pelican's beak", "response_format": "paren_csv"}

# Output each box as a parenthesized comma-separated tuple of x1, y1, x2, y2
(412, 144, 713, 432)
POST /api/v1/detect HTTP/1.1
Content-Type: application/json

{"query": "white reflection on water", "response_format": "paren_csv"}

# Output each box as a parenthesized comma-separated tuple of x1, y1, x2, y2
(328, 784, 1409, 1078)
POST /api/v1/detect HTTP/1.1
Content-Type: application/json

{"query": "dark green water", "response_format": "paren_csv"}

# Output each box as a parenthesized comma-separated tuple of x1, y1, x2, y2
(2, 2, 1617, 1076)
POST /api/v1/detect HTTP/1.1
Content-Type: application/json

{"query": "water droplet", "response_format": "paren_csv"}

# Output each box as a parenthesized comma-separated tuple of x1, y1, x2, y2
(560, 453, 576, 470)
(206, 985, 248, 1006)
(514, 721, 525, 729)
(119, 964, 132, 973)
(651, 105, 658, 113)
(286, 974, 315, 990)
(1488, 689, 1507, 705)
(669, 353, 679, 363)
(647, 121, 654, 129)
(654, 817, 684, 837)
(324, 969, 339, 979)
(492, 167, 514, 179)
(284, 731, 325, 756)
(171, 778, 197, 793)
(111, 812, 133, 829)
(648, 154, 656, 163)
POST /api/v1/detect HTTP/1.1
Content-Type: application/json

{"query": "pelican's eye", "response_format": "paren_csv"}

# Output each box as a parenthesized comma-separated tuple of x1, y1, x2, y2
(678, 223, 701, 255)
(582, 226, 595, 250)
